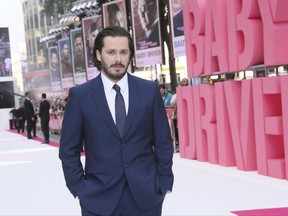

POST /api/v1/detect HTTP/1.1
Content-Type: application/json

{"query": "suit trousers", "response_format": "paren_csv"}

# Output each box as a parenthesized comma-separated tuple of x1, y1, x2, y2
(81, 183, 163, 216)
(17, 118, 25, 133)
(41, 119, 49, 142)
(26, 118, 33, 138)
(32, 118, 37, 137)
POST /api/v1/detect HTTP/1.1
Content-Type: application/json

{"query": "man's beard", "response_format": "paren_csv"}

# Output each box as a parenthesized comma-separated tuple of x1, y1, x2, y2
(101, 61, 129, 81)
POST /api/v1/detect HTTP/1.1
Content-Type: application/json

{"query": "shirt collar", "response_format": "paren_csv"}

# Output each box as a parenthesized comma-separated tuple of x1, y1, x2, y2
(101, 72, 128, 94)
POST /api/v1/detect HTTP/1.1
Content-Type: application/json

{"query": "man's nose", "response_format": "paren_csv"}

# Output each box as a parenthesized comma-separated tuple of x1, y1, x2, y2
(114, 52, 122, 61)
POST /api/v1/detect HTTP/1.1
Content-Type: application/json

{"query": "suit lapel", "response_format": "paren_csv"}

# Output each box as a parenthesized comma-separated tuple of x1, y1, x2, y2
(89, 75, 119, 138)
(123, 74, 141, 137)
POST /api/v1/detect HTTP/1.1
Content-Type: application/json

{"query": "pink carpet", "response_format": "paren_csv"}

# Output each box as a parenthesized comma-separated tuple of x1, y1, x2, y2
(232, 207, 288, 215)
(8, 130, 60, 148)
(8, 130, 86, 156)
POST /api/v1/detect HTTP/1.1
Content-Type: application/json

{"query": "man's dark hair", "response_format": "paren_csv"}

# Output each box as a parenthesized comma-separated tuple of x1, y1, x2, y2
(89, 19, 102, 34)
(107, 4, 121, 26)
(159, 84, 166, 89)
(62, 42, 68, 49)
(93, 26, 134, 71)
(74, 33, 83, 41)
(50, 48, 57, 57)
(42, 93, 46, 99)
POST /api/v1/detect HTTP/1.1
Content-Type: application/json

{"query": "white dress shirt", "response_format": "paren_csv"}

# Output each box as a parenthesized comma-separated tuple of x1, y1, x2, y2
(101, 73, 129, 124)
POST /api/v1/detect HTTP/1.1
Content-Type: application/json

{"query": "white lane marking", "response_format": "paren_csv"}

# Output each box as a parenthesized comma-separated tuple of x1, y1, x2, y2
(0, 147, 56, 155)
(0, 161, 33, 167)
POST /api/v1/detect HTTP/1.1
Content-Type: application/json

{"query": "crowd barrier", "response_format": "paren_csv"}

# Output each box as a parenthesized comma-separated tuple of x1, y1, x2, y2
(49, 114, 63, 135)
(36, 114, 63, 135)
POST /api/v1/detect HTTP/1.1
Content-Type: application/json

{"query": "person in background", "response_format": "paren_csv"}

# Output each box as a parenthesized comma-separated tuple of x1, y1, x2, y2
(9, 106, 18, 130)
(169, 78, 189, 150)
(24, 92, 35, 139)
(201, 76, 210, 84)
(59, 26, 174, 216)
(39, 93, 50, 144)
(159, 84, 174, 107)
(4, 56, 12, 76)
(170, 77, 189, 107)
(32, 105, 38, 137)
(16, 105, 25, 133)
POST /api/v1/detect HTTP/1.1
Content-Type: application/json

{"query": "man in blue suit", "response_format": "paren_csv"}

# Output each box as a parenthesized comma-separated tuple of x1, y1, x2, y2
(59, 26, 174, 216)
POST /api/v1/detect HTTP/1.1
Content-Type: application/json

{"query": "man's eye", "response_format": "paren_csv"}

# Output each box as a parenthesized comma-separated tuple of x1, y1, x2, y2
(121, 51, 129, 55)
(107, 51, 115, 55)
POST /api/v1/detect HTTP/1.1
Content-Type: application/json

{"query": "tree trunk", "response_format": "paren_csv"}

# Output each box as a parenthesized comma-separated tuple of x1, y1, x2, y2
(159, 0, 177, 93)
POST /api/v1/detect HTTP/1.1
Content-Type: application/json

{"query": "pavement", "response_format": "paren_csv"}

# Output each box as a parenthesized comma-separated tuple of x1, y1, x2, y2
(1, 130, 288, 216)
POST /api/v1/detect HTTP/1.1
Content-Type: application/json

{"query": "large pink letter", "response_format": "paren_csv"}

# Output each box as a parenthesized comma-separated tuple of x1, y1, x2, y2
(194, 84, 218, 163)
(224, 80, 257, 171)
(258, 0, 288, 65)
(183, 0, 206, 77)
(280, 75, 288, 179)
(253, 77, 285, 178)
(236, 0, 264, 70)
(204, 0, 229, 75)
(215, 82, 235, 166)
(227, 0, 263, 71)
(177, 86, 197, 159)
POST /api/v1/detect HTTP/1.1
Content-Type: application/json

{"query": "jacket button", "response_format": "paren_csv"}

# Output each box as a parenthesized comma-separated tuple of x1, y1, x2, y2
(124, 164, 128, 168)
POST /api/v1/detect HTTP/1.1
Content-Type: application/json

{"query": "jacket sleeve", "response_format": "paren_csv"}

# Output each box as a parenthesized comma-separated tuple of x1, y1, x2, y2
(59, 88, 85, 197)
(152, 83, 174, 194)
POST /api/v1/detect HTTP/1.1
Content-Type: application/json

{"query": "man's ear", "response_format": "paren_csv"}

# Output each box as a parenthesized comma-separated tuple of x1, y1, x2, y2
(96, 50, 101, 62)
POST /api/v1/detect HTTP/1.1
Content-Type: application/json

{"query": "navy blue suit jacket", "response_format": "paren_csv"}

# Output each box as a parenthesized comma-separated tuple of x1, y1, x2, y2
(39, 100, 50, 121)
(24, 99, 34, 119)
(59, 73, 174, 215)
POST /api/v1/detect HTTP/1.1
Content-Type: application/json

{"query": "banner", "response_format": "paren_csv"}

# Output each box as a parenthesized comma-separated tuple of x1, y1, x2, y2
(0, 27, 12, 77)
(0, 81, 14, 108)
(48, 46, 61, 90)
(131, 0, 163, 67)
(70, 28, 87, 85)
(169, 0, 185, 57)
(82, 16, 101, 80)
(103, 0, 128, 30)
(58, 38, 74, 88)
